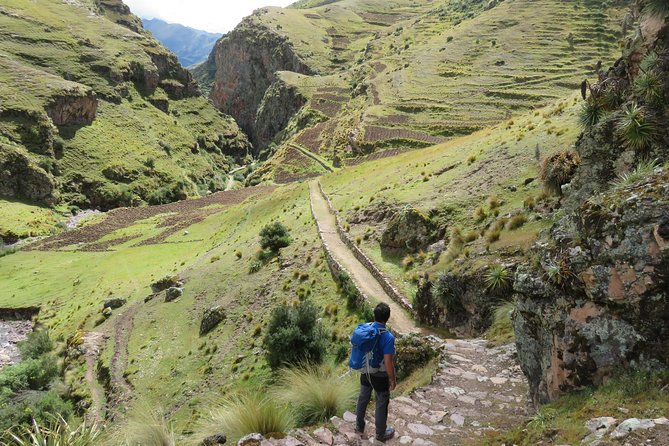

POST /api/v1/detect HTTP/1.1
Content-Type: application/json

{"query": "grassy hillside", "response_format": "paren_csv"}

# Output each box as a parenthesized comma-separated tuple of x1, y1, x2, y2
(205, 0, 625, 181)
(0, 0, 250, 241)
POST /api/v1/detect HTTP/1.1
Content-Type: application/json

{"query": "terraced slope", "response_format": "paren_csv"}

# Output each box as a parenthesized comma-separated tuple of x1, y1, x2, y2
(0, 0, 250, 233)
(202, 0, 624, 181)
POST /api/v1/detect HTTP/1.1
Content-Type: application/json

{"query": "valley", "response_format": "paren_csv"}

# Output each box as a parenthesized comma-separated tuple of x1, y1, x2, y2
(1, 0, 668, 445)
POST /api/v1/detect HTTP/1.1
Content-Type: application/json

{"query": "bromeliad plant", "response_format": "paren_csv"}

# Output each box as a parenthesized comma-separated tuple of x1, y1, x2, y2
(616, 103, 658, 150)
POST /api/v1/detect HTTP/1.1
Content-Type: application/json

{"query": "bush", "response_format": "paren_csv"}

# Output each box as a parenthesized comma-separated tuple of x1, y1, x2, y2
(18, 331, 53, 360)
(432, 273, 466, 316)
(259, 222, 291, 253)
(394, 335, 439, 381)
(275, 364, 357, 424)
(196, 393, 294, 444)
(0, 390, 74, 433)
(2, 415, 100, 446)
(263, 300, 327, 369)
(0, 356, 60, 392)
(540, 150, 581, 195)
(337, 271, 362, 309)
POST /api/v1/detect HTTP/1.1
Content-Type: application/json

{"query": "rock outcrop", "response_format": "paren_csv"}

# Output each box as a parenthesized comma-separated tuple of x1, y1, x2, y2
(45, 88, 98, 126)
(380, 207, 436, 252)
(513, 168, 669, 406)
(209, 19, 312, 153)
(0, 143, 57, 205)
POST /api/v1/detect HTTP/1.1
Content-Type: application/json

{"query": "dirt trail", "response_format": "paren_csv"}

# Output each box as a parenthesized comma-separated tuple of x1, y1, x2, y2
(309, 181, 419, 335)
(82, 331, 107, 425)
(108, 301, 141, 419)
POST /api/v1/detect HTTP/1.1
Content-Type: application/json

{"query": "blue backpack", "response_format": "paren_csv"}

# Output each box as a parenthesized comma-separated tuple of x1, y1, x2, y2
(349, 322, 386, 373)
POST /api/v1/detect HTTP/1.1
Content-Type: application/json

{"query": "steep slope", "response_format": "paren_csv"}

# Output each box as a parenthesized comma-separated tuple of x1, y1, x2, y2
(142, 18, 222, 67)
(201, 0, 625, 176)
(0, 0, 250, 224)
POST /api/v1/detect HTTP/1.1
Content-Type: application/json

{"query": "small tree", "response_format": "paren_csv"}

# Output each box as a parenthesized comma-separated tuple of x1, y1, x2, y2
(259, 222, 291, 253)
(263, 300, 326, 369)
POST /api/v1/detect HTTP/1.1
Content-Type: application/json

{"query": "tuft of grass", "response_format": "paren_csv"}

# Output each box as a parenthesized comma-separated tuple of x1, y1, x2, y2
(634, 71, 664, 107)
(484, 264, 510, 290)
(612, 159, 659, 189)
(523, 197, 535, 210)
(488, 195, 501, 209)
(616, 103, 658, 150)
(463, 230, 479, 243)
(507, 214, 527, 230)
(444, 227, 464, 261)
(196, 393, 294, 444)
(544, 259, 574, 287)
(540, 150, 581, 195)
(643, 0, 669, 17)
(486, 228, 501, 243)
(485, 302, 515, 347)
(275, 364, 357, 425)
(473, 206, 487, 222)
(402, 255, 415, 270)
(3, 416, 101, 446)
(124, 407, 176, 446)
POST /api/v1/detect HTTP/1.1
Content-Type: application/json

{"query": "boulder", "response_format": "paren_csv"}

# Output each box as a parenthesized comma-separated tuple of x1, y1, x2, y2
(165, 287, 183, 302)
(610, 418, 656, 439)
(380, 207, 435, 252)
(202, 434, 227, 445)
(102, 307, 113, 318)
(200, 306, 226, 335)
(312, 427, 334, 445)
(237, 433, 264, 446)
(103, 297, 127, 309)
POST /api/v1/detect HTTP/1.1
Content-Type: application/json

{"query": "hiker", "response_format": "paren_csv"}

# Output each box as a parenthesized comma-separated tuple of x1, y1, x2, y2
(353, 302, 396, 442)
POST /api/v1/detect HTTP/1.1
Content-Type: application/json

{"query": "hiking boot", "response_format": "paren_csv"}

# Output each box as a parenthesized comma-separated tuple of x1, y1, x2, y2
(375, 427, 395, 442)
(354, 424, 365, 434)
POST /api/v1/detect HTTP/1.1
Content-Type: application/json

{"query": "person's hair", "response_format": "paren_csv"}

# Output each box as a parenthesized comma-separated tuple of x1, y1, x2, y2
(374, 303, 391, 323)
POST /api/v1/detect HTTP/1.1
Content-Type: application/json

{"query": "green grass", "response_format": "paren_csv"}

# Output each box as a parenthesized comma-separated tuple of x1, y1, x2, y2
(485, 302, 515, 347)
(482, 370, 669, 445)
(0, 199, 62, 239)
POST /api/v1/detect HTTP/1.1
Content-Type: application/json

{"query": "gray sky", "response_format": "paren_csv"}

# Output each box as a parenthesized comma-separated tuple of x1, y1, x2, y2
(124, 0, 295, 33)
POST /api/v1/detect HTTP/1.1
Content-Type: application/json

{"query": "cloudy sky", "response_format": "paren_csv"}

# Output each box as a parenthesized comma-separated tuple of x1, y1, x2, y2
(124, 0, 295, 34)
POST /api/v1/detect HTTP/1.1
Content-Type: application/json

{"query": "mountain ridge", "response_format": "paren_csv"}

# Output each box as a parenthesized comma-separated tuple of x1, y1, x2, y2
(142, 18, 222, 68)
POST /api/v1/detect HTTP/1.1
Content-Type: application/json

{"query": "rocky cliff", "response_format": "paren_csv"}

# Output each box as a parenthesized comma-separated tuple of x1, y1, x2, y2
(513, 3, 669, 406)
(209, 17, 312, 154)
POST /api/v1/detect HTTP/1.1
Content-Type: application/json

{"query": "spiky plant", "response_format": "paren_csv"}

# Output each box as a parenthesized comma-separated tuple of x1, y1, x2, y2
(544, 259, 574, 287)
(612, 158, 659, 189)
(640, 52, 660, 73)
(485, 265, 510, 291)
(579, 99, 605, 128)
(643, 0, 669, 17)
(617, 103, 658, 150)
(634, 71, 664, 107)
(4, 416, 101, 446)
(540, 150, 581, 195)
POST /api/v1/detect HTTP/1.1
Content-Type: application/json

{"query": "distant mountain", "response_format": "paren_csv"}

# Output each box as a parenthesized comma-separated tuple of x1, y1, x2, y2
(142, 18, 222, 67)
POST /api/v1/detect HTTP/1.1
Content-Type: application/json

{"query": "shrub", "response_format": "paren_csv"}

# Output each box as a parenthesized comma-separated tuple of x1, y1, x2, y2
(612, 159, 659, 189)
(275, 364, 357, 424)
(540, 150, 581, 195)
(18, 330, 53, 360)
(259, 222, 292, 253)
(634, 71, 664, 107)
(124, 407, 176, 446)
(394, 335, 439, 381)
(402, 255, 415, 270)
(616, 103, 657, 150)
(337, 271, 362, 309)
(196, 393, 294, 444)
(2, 415, 100, 446)
(0, 356, 60, 391)
(485, 265, 511, 291)
(473, 206, 487, 222)
(248, 260, 262, 274)
(507, 214, 527, 230)
(263, 300, 327, 369)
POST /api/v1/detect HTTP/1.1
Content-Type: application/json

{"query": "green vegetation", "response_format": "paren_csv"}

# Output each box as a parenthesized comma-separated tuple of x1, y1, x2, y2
(484, 265, 511, 291)
(275, 364, 357, 424)
(540, 150, 581, 195)
(124, 408, 176, 446)
(263, 299, 327, 369)
(196, 393, 294, 444)
(616, 103, 658, 150)
(612, 159, 659, 189)
(259, 222, 292, 253)
(485, 303, 515, 347)
(3, 416, 101, 446)
(483, 370, 669, 445)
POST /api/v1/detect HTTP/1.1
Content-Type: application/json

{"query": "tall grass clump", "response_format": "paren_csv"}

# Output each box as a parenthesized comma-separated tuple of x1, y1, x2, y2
(275, 364, 357, 424)
(3, 416, 101, 446)
(579, 99, 605, 128)
(540, 150, 581, 195)
(485, 265, 511, 291)
(634, 71, 664, 107)
(485, 302, 516, 347)
(196, 394, 294, 444)
(612, 159, 659, 189)
(124, 407, 176, 446)
(643, 0, 669, 17)
(617, 103, 658, 150)
(444, 227, 464, 262)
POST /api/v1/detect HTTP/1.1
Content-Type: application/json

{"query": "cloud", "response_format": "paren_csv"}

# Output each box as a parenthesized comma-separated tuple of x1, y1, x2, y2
(124, 0, 295, 33)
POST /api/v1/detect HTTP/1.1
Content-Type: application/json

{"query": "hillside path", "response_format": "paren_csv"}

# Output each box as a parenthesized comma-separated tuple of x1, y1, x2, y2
(309, 181, 419, 334)
(82, 331, 107, 425)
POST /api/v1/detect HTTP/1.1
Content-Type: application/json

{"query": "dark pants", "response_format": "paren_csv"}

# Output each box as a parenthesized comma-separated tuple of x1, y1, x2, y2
(355, 373, 390, 437)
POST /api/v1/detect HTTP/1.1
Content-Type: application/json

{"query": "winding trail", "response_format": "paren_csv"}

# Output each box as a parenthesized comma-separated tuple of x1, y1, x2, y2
(108, 301, 141, 420)
(82, 331, 107, 425)
(309, 181, 419, 334)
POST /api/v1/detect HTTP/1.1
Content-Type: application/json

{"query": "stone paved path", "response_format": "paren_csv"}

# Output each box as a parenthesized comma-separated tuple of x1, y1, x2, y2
(250, 339, 528, 446)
